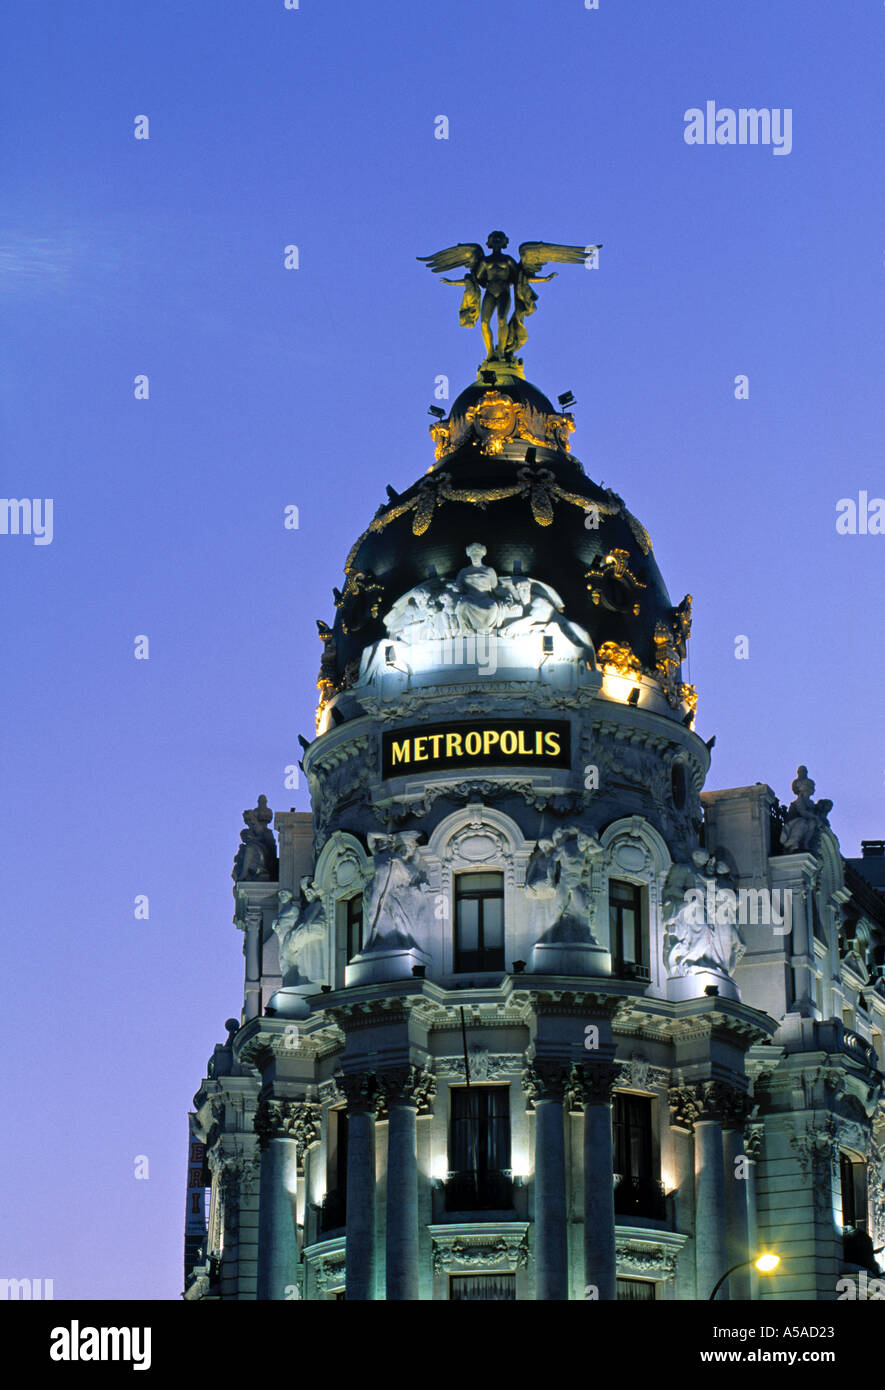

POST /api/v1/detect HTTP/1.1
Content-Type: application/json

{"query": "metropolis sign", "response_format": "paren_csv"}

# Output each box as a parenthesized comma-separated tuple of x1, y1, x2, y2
(381, 719, 570, 778)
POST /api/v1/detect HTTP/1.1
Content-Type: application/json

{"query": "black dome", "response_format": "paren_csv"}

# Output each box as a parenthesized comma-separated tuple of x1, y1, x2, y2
(320, 375, 681, 697)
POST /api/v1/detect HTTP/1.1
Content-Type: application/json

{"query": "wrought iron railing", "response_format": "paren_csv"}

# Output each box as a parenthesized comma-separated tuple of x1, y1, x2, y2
(444, 1169, 514, 1212)
(613, 1174, 667, 1220)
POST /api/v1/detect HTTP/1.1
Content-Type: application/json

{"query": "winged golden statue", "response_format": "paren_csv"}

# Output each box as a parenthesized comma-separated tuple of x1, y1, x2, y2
(418, 230, 601, 362)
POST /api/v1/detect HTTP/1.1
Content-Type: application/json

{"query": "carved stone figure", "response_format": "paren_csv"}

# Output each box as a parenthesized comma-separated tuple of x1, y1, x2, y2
(662, 851, 745, 979)
(418, 232, 600, 362)
(526, 826, 604, 942)
(232, 796, 278, 881)
(272, 883, 326, 986)
(381, 543, 595, 660)
(781, 766, 833, 854)
(363, 831, 428, 952)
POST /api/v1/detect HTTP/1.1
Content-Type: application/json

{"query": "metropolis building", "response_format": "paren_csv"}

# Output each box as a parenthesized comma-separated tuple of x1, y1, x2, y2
(184, 248, 885, 1301)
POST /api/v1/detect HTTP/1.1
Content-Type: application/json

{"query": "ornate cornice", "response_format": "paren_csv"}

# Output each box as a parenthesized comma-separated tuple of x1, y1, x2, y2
(253, 1098, 321, 1157)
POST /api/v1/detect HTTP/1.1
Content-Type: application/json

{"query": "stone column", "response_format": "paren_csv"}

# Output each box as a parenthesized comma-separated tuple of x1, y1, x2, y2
(722, 1125, 750, 1299)
(381, 1066, 436, 1301)
(671, 1082, 739, 1300)
(567, 1062, 620, 1302)
(235, 890, 265, 1023)
(254, 1097, 320, 1300)
(523, 1064, 569, 1300)
(341, 1074, 381, 1301)
(744, 1123, 764, 1299)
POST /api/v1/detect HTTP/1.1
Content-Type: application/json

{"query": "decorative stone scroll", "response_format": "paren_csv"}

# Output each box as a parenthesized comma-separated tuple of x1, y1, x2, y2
(435, 1053, 518, 1083)
(431, 1229, 530, 1277)
(615, 1237, 682, 1281)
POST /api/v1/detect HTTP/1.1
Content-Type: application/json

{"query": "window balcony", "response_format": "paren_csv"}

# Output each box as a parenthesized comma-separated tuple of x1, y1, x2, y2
(842, 1225, 878, 1273)
(613, 1174, 667, 1221)
(444, 1169, 514, 1213)
(318, 1190, 347, 1234)
(614, 961, 651, 984)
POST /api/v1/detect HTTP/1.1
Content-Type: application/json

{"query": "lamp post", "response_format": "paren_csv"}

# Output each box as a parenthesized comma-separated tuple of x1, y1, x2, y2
(708, 1253, 780, 1300)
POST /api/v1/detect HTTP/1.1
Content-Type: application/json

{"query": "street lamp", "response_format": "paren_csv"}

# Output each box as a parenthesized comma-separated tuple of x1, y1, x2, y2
(708, 1253, 781, 1300)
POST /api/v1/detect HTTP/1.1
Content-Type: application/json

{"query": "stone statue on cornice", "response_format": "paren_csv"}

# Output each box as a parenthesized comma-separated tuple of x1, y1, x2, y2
(781, 766, 833, 854)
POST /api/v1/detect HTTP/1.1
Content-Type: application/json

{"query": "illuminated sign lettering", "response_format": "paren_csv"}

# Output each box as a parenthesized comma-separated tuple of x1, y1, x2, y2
(381, 720, 570, 778)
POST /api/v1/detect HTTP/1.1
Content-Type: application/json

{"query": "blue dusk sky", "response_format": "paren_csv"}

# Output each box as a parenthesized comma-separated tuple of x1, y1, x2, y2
(1, 1, 882, 1299)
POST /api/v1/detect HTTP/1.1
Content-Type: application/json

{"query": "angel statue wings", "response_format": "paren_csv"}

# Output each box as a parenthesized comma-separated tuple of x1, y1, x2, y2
(418, 231, 601, 362)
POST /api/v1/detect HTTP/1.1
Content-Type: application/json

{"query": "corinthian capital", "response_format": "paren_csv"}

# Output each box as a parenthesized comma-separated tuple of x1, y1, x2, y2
(521, 1061, 568, 1106)
(338, 1071, 386, 1118)
(565, 1061, 621, 1110)
(668, 1080, 751, 1131)
(253, 1097, 321, 1159)
(378, 1065, 437, 1114)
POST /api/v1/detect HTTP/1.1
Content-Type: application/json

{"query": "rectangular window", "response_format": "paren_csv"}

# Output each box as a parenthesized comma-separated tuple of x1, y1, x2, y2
(613, 1092, 664, 1220)
(609, 879, 647, 977)
(321, 1109, 348, 1233)
(346, 896, 363, 961)
(449, 1274, 516, 1300)
(840, 1151, 867, 1231)
(617, 1278, 656, 1301)
(447, 1086, 512, 1211)
(455, 872, 505, 973)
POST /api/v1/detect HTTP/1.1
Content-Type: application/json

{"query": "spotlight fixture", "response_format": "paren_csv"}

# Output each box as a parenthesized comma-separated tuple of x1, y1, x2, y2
(627, 686, 641, 706)
(542, 634, 554, 655)
(524, 446, 537, 466)
(411, 964, 426, 978)
(512, 959, 526, 974)
(682, 711, 694, 727)
(428, 405, 446, 419)
(557, 390, 576, 410)
(704, 984, 720, 997)
(481, 369, 497, 384)
(384, 644, 396, 665)
(321, 985, 332, 994)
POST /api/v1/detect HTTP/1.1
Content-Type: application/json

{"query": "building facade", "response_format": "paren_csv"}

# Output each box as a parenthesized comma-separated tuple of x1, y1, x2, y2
(184, 355, 885, 1302)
